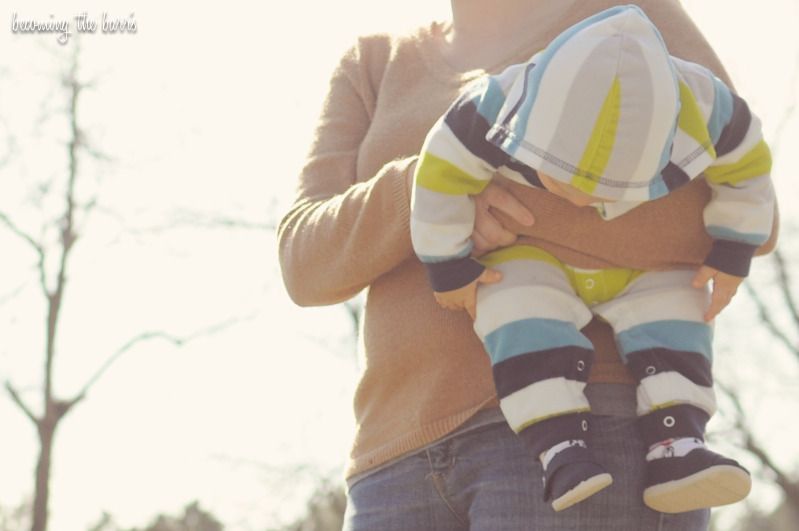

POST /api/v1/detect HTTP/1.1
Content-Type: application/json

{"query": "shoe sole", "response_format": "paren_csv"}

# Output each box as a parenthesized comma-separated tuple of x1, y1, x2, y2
(552, 473, 613, 512)
(644, 465, 751, 513)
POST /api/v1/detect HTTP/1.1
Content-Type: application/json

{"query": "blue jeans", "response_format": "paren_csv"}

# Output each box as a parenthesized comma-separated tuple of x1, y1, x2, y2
(343, 392, 709, 530)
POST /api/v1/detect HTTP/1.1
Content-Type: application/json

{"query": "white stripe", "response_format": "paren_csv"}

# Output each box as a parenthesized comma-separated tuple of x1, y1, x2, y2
(410, 216, 474, 261)
(521, 21, 621, 157)
(646, 437, 704, 461)
(673, 59, 716, 123)
(495, 165, 535, 186)
(474, 259, 590, 339)
(542, 439, 587, 468)
(475, 285, 591, 341)
(636, 371, 717, 416)
(593, 271, 708, 332)
(412, 185, 478, 225)
(500, 377, 589, 432)
(626, 28, 679, 185)
(703, 176, 775, 236)
(670, 128, 714, 179)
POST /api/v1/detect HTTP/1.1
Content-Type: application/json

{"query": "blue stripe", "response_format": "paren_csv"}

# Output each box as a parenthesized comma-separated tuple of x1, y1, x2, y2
(617, 321, 713, 364)
(476, 77, 507, 123)
(417, 242, 473, 264)
(708, 76, 733, 146)
(484, 318, 592, 365)
(648, 175, 669, 199)
(706, 225, 768, 246)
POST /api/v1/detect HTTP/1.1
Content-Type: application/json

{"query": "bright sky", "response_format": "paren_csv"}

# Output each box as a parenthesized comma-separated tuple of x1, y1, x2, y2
(0, 1, 797, 530)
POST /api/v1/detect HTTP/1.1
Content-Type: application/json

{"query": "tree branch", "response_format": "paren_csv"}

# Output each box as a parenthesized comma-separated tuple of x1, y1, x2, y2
(0, 211, 48, 293)
(717, 381, 799, 499)
(70, 314, 256, 403)
(744, 282, 798, 357)
(0, 211, 44, 256)
(137, 212, 276, 233)
(772, 250, 799, 330)
(5, 381, 39, 425)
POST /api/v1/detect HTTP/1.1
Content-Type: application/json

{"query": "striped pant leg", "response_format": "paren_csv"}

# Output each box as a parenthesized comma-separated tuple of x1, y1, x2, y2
(474, 246, 595, 455)
(593, 270, 715, 446)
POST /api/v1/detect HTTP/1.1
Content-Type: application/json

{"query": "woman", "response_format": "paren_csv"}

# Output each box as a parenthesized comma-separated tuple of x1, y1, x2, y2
(278, 1, 773, 529)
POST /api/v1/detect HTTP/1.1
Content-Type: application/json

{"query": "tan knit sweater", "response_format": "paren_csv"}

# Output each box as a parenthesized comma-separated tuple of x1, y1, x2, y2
(278, 0, 777, 478)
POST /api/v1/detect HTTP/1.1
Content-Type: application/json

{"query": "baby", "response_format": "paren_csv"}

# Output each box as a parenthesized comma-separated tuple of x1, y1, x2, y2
(410, 5, 775, 514)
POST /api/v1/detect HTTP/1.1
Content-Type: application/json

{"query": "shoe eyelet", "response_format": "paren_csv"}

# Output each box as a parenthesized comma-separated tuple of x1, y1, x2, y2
(645, 365, 656, 376)
(663, 416, 676, 428)
(577, 360, 586, 371)
(581, 419, 589, 431)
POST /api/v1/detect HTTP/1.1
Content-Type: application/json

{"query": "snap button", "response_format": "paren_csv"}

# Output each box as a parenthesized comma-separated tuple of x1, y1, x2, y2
(584, 278, 595, 289)
(645, 365, 656, 376)
(663, 416, 676, 428)
(581, 419, 589, 431)
(577, 360, 586, 371)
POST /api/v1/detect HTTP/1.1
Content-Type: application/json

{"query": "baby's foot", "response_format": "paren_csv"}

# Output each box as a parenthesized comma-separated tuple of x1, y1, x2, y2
(643, 446, 751, 513)
(541, 440, 613, 512)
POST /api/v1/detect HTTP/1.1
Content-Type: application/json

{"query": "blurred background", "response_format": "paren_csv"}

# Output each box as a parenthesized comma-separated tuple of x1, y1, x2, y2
(0, 1, 797, 530)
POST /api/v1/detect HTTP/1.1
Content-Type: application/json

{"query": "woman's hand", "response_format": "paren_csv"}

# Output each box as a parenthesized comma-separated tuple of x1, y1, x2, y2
(434, 268, 503, 320)
(472, 181, 535, 257)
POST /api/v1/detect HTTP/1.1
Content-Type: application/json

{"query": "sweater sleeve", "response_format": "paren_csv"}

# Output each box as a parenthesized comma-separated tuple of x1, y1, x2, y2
(410, 76, 512, 292)
(701, 77, 775, 277)
(277, 38, 417, 306)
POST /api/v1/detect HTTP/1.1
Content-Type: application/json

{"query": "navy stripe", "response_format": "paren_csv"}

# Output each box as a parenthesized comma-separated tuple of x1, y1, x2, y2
(498, 62, 537, 129)
(493, 346, 593, 398)
(637, 405, 709, 445)
(704, 239, 757, 277)
(661, 162, 690, 191)
(444, 99, 510, 168)
(424, 257, 485, 292)
(505, 159, 543, 187)
(625, 348, 712, 387)
(715, 93, 752, 157)
(517, 412, 590, 455)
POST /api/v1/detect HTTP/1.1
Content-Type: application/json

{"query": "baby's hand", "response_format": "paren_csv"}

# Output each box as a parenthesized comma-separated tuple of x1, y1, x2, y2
(692, 265, 744, 322)
(434, 269, 502, 320)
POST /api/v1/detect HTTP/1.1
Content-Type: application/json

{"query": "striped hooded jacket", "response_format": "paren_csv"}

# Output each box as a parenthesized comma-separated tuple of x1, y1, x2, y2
(410, 5, 775, 293)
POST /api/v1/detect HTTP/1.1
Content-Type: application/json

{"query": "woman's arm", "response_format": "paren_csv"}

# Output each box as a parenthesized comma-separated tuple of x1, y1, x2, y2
(277, 37, 417, 307)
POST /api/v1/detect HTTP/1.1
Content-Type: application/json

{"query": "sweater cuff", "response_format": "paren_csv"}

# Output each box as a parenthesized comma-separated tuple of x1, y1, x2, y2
(425, 256, 486, 292)
(704, 239, 758, 277)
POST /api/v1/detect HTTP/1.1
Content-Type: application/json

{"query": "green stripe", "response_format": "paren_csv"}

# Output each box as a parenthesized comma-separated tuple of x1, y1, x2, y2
(678, 80, 715, 157)
(571, 268, 644, 305)
(478, 245, 563, 269)
(478, 244, 643, 306)
(704, 139, 772, 185)
(514, 407, 592, 433)
(415, 152, 490, 195)
(572, 77, 621, 194)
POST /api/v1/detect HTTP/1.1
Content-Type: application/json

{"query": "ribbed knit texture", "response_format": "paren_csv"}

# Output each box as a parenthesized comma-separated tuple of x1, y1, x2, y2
(277, 0, 778, 479)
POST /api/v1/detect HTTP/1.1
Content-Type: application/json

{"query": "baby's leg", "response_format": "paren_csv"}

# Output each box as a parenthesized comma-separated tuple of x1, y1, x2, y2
(474, 245, 612, 511)
(594, 269, 751, 513)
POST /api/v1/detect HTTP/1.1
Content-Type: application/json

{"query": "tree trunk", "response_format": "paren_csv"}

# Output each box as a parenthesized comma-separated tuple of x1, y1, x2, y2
(31, 417, 57, 531)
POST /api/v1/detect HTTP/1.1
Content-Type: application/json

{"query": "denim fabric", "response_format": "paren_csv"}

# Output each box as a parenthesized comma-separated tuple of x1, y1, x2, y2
(343, 412, 709, 530)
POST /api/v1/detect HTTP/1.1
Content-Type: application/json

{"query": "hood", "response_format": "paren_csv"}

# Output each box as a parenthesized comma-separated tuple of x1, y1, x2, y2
(487, 4, 680, 202)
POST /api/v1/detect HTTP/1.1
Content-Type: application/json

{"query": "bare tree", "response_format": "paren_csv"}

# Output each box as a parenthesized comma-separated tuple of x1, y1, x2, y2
(0, 45, 242, 531)
(719, 249, 799, 514)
